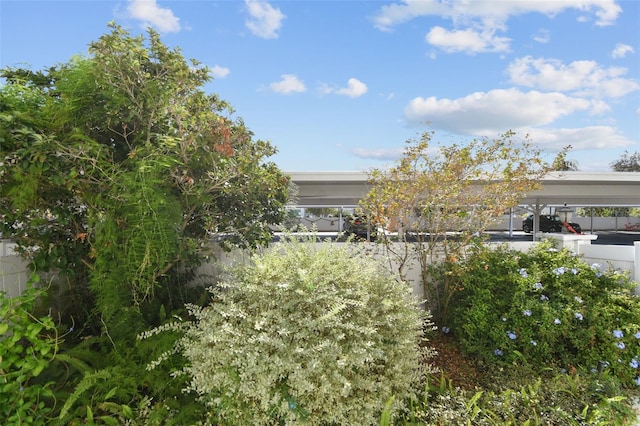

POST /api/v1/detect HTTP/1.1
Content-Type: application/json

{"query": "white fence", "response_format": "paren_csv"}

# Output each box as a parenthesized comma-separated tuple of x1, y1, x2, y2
(2, 235, 639, 298)
(295, 215, 640, 233)
(0, 240, 29, 298)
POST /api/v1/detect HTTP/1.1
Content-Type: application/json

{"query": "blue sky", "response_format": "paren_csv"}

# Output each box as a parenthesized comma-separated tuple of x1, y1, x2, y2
(1, 0, 639, 172)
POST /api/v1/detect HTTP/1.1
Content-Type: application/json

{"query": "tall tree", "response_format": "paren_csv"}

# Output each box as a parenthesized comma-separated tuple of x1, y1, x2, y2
(611, 151, 640, 172)
(0, 23, 289, 337)
(360, 131, 558, 321)
(551, 150, 579, 171)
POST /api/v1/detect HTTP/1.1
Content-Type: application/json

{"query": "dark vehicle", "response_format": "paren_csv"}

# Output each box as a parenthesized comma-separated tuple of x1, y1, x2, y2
(343, 215, 377, 240)
(522, 214, 582, 234)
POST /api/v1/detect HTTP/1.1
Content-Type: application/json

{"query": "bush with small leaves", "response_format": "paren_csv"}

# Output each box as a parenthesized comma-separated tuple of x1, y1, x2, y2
(0, 276, 57, 425)
(447, 240, 640, 387)
(156, 235, 433, 425)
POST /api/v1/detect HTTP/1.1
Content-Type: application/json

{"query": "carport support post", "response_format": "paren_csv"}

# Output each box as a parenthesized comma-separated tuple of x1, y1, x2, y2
(508, 207, 514, 239)
(532, 202, 544, 241)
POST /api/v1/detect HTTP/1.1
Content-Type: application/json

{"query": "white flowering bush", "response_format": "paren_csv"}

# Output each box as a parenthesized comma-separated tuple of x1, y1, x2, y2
(170, 236, 432, 425)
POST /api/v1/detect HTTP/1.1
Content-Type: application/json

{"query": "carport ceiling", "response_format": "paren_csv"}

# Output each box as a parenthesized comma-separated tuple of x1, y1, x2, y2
(288, 171, 640, 208)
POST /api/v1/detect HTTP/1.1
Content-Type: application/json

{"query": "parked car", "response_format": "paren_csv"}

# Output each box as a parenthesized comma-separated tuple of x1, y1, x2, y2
(343, 215, 377, 240)
(522, 214, 582, 234)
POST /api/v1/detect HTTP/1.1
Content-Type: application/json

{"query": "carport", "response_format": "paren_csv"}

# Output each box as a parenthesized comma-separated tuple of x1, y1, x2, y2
(288, 171, 640, 238)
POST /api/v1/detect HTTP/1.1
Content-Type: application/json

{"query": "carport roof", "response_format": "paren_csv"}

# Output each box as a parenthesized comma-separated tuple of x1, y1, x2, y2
(288, 171, 640, 208)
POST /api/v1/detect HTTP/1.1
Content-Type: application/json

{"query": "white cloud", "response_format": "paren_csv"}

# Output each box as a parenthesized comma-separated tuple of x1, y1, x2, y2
(371, 1, 446, 32)
(319, 78, 368, 98)
(372, 0, 621, 31)
(245, 0, 285, 39)
(426, 26, 510, 54)
(126, 0, 180, 33)
(524, 126, 634, 150)
(611, 43, 634, 59)
(371, 0, 621, 54)
(336, 78, 368, 98)
(210, 65, 230, 79)
(268, 74, 306, 94)
(507, 56, 640, 98)
(532, 28, 550, 44)
(351, 147, 405, 161)
(403, 88, 599, 134)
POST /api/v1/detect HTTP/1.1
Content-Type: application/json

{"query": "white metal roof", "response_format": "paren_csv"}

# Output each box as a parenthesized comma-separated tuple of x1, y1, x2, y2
(288, 171, 640, 208)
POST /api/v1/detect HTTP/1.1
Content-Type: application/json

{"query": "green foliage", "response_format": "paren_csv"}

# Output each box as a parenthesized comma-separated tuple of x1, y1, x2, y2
(361, 130, 560, 308)
(0, 276, 57, 425)
(611, 150, 640, 172)
(147, 235, 433, 425)
(42, 276, 211, 425)
(551, 150, 579, 171)
(1, 22, 289, 338)
(446, 241, 640, 387)
(399, 368, 636, 425)
(576, 207, 635, 218)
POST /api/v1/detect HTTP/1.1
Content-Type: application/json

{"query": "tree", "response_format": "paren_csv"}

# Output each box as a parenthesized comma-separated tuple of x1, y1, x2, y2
(0, 23, 289, 337)
(360, 131, 558, 321)
(611, 150, 640, 172)
(551, 149, 579, 171)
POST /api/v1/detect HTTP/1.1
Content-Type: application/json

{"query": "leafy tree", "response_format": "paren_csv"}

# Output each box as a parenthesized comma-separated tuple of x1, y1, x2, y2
(0, 22, 289, 337)
(611, 150, 640, 172)
(360, 131, 558, 322)
(1, 23, 290, 422)
(551, 149, 579, 171)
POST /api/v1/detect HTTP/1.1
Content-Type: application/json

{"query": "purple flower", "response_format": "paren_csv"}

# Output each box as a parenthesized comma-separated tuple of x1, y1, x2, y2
(554, 318, 561, 325)
(635, 376, 640, 386)
(634, 332, 640, 339)
(540, 295, 549, 301)
(552, 267, 566, 276)
(530, 340, 537, 346)
(630, 359, 639, 369)
(591, 263, 601, 270)
(571, 268, 578, 275)
(523, 309, 532, 317)
(494, 349, 503, 356)
(613, 329, 624, 339)
(574, 296, 583, 304)
(574, 312, 583, 321)
(442, 326, 450, 334)
(533, 282, 544, 290)
(616, 342, 626, 350)
(507, 331, 517, 340)
(519, 268, 528, 278)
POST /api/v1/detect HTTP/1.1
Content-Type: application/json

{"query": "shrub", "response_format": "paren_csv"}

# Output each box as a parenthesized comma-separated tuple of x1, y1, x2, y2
(150, 236, 433, 425)
(447, 241, 640, 387)
(0, 276, 57, 425)
(404, 368, 637, 425)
